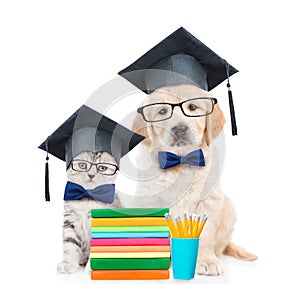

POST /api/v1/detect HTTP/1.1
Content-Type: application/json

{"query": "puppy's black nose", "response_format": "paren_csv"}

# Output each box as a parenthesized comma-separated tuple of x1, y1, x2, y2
(171, 125, 189, 137)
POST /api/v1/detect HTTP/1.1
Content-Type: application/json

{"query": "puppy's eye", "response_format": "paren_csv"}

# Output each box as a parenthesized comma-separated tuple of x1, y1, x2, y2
(158, 108, 168, 115)
(189, 103, 198, 111)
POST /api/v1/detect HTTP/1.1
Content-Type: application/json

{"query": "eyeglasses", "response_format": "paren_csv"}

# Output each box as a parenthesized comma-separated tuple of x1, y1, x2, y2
(71, 160, 119, 176)
(137, 97, 218, 122)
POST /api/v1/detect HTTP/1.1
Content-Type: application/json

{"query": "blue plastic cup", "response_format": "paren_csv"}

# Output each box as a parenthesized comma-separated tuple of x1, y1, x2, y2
(171, 238, 200, 280)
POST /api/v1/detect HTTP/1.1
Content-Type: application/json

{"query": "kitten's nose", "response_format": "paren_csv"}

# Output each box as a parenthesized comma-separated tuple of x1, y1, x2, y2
(88, 174, 95, 180)
(171, 125, 189, 138)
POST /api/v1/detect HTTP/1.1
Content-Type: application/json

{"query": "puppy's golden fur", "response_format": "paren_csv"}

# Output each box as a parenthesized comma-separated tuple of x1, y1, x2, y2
(130, 84, 257, 275)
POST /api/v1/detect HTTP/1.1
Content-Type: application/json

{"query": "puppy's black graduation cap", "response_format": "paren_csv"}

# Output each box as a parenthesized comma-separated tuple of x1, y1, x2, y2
(118, 27, 238, 136)
(38, 105, 144, 201)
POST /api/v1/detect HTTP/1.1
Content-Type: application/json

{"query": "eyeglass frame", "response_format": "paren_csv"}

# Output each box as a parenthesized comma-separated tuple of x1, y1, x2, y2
(137, 97, 218, 122)
(71, 159, 119, 176)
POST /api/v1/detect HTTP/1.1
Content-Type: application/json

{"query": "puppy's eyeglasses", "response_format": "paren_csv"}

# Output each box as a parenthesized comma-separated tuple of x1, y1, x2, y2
(71, 160, 119, 176)
(137, 97, 218, 123)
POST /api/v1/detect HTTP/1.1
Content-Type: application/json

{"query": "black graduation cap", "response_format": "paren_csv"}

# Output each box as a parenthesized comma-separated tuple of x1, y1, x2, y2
(118, 27, 238, 136)
(38, 105, 145, 201)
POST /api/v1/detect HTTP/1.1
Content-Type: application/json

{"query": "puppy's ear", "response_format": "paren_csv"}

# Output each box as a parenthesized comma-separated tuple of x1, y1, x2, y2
(132, 112, 150, 147)
(204, 104, 226, 146)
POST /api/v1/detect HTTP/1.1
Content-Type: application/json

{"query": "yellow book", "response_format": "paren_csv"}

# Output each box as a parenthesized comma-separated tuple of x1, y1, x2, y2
(90, 252, 170, 259)
(92, 217, 167, 227)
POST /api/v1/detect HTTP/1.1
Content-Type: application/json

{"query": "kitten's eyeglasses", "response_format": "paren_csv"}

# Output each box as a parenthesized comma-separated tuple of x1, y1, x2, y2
(137, 97, 218, 122)
(71, 160, 119, 176)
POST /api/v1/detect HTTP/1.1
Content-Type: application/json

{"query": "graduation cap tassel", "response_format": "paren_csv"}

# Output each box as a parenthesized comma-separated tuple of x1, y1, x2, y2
(226, 63, 238, 136)
(45, 139, 50, 201)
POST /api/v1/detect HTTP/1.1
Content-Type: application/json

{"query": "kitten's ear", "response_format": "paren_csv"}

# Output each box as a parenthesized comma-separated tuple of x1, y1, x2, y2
(66, 163, 72, 171)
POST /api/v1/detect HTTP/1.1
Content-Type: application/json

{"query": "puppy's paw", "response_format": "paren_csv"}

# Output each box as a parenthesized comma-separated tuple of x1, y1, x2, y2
(57, 261, 79, 274)
(196, 256, 223, 276)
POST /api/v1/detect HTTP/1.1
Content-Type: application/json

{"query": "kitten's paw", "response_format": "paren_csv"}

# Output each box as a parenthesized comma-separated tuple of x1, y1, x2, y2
(57, 261, 79, 274)
(196, 256, 223, 276)
(85, 259, 91, 274)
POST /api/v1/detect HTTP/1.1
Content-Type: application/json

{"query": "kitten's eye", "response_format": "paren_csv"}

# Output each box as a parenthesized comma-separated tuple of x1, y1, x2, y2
(98, 165, 108, 172)
(189, 103, 198, 111)
(158, 108, 168, 115)
(79, 162, 87, 170)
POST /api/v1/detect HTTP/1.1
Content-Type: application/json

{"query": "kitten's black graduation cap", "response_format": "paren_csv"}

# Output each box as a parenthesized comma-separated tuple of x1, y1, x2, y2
(118, 27, 238, 136)
(38, 105, 145, 201)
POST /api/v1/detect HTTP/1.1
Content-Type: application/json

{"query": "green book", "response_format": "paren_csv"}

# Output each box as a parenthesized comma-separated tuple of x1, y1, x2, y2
(91, 208, 169, 218)
(90, 258, 170, 270)
(91, 226, 169, 233)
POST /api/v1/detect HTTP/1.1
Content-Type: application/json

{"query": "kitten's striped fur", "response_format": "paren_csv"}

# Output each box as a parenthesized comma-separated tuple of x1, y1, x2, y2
(57, 151, 120, 273)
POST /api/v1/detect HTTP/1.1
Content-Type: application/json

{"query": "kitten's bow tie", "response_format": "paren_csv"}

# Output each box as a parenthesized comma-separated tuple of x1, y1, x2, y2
(158, 149, 205, 169)
(64, 181, 115, 203)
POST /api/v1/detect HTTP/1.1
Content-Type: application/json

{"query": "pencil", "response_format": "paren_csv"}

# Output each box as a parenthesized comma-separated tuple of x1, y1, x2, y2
(183, 212, 188, 238)
(188, 214, 193, 238)
(196, 214, 208, 238)
(175, 216, 184, 238)
(191, 213, 197, 227)
(191, 214, 198, 238)
(192, 215, 201, 238)
(165, 213, 179, 238)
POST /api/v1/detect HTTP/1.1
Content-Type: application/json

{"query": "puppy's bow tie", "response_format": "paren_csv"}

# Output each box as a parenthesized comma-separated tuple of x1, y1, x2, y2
(64, 181, 115, 203)
(158, 149, 205, 169)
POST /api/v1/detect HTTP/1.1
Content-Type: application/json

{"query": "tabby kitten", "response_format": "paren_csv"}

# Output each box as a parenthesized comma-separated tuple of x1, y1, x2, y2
(57, 151, 120, 273)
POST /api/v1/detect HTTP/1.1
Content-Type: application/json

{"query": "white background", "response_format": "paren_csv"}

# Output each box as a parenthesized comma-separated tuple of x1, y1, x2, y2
(1, 0, 300, 283)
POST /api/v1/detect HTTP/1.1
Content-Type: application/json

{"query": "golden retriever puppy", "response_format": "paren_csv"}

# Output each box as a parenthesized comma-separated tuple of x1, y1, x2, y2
(130, 84, 257, 276)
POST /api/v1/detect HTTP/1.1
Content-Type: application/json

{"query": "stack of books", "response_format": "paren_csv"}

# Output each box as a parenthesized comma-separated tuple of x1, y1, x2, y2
(90, 208, 171, 280)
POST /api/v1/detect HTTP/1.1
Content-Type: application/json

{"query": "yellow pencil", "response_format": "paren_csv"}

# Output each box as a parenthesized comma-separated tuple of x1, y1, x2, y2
(196, 214, 204, 237)
(175, 216, 184, 237)
(191, 213, 196, 229)
(191, 214, 198, 238)
(188, 214, 193, 237)
(192, 215, 201, 238)
(183, 212, 188, 238)
(196, 214, 208, 238)
(165, 213, 179, 238)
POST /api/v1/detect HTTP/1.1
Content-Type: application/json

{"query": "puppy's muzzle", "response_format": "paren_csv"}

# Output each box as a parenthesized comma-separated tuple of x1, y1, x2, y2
(171, 125, 189, 138)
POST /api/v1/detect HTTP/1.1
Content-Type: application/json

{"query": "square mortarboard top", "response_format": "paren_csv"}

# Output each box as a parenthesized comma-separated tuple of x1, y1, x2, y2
(118, 27, 238, 135)
(38, 105, 145, 201)
(39, 105, 145, 166)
